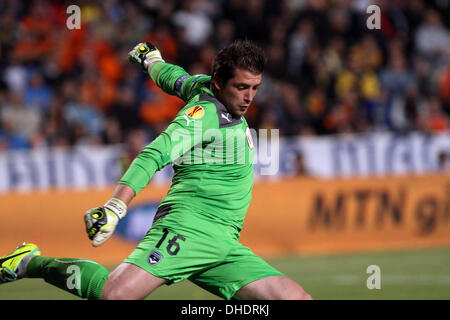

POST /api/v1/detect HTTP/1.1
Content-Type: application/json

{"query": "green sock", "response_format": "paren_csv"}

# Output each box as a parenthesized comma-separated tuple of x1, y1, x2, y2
(25, 256, 110, 300)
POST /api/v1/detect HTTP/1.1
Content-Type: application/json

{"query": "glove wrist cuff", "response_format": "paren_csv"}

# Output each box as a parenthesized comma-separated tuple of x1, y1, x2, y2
(144, 57, 165, 73)
(104, 198, 127, 220)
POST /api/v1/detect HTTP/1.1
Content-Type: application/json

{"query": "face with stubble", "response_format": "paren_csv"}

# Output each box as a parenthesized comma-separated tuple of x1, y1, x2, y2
(213, 68, 262, 117)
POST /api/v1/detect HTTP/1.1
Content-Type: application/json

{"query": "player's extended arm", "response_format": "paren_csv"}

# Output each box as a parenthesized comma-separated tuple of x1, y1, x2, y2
(84, 101, 216, 247)
(128, 42, 211, 103)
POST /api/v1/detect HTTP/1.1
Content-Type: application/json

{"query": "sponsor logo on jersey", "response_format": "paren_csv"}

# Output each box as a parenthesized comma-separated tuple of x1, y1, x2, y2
(148, 250, 163, 265)
(221, 112, 232, 123)
(183, 115, 195, 126)
(185, 105, 205, 119)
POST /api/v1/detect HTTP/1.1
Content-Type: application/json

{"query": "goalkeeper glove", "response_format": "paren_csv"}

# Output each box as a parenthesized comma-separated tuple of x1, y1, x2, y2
(84, 198, 127, 247)
(128, 42, 164, 73)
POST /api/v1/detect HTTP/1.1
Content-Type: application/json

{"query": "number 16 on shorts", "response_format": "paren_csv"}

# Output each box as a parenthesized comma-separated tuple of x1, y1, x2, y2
(148, 228, 186, 265)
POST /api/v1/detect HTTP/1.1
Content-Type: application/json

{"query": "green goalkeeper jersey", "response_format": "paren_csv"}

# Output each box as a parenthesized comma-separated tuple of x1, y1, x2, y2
(120, 62, 255, 232)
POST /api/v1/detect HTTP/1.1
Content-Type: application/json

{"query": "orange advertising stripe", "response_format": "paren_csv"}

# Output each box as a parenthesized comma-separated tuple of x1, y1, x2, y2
(1, 174, 449, 265)
(240, 174, 450, 256)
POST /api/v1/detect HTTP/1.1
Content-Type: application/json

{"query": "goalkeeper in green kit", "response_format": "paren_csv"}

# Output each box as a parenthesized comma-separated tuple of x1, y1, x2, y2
(0, 41, 312, 300)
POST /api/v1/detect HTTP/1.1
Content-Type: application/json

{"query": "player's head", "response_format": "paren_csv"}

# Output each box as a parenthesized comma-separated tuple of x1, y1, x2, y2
(211, 40, 266, 117)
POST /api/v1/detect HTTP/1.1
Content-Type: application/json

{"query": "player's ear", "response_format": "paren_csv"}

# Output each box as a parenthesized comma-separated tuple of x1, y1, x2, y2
(212, 73, 222, 91)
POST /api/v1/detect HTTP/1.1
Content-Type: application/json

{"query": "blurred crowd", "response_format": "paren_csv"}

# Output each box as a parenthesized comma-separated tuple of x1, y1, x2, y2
(0, 0, 449, 153)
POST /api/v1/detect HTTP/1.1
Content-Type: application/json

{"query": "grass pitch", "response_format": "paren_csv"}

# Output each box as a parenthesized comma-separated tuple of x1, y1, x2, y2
(1, 247, 449, 300)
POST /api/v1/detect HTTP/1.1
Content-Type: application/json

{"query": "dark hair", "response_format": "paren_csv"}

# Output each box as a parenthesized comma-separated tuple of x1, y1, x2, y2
(211, 40, 266, 86)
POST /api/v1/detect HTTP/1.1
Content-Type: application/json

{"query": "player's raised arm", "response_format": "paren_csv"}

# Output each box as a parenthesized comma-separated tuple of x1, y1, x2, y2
(128, 42, 211, 103)
(83, 43, 219, 248)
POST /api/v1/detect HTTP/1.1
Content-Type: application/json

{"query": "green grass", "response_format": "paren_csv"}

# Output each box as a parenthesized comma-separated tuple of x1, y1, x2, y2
(1, 247, 449, 300)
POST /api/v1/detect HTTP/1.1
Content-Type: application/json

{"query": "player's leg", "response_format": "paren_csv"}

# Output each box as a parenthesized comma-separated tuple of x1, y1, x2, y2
(0, 243, 109, 300)
(233, 275, 312, 300)
(0, 242, 167, 300)
(101, 262, 167, 300)
(190, 242, 313, 300)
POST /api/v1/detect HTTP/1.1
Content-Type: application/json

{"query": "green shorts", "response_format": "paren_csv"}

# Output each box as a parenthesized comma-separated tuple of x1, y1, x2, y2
(123, 205, 284, 300)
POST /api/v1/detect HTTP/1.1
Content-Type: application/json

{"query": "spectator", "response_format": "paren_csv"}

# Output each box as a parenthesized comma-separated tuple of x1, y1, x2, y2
(386, 86, 423, 132)
(286, 19, 314, 80)
(415, 9, 449, 67)
(438, 62, 450, 115)
(23, 71, 53, 115)
(0, 92, 41, 143)
(139, 79, 185, 136)
(42, 93, 71, 147)
(437, 151, 450, 172)
(2, 54, 28, 95)
(379, 51, 417, 98)
(213, 19, 235, 51)
(63, 85, 106, 140)
(292, 151, 313, 177)
(273, 81, 310, 136)
(172, 0, 213, 48)
(420, 96, 449, 133)
(335, 46, 380, 103)
(107, 85, 142, 135)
